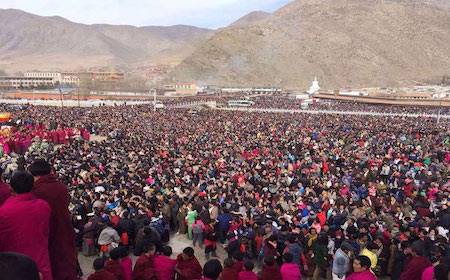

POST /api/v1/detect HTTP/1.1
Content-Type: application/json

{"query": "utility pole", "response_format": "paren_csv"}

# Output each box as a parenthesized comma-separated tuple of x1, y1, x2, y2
(59, 87, 64, 110)
(153, 89, 157, 112)
(437, 97, 442, 124)
(77, 86, 81, 107)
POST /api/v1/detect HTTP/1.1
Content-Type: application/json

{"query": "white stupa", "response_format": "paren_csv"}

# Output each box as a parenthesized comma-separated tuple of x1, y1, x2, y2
(307, 76, 320, 94)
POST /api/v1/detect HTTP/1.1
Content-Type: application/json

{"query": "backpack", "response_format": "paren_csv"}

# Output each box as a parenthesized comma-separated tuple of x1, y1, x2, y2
(150, 219, 165, 236)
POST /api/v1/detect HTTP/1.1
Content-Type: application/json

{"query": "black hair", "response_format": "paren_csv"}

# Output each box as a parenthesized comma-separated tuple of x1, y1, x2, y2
(110, 248, 121, 261)
(144, 227, 152, 235)
(243, 260, 254, 271)
(288, 235, 296, 243)
(355, 255, 371, 270)
(232, 251, 244, 261)
(264, 255, 275, 266)
(10, 171, 34, 194)
(366, 241, 379, 251)
(119, 246, 129, 258)
(0, 252, 40, 280)
(434, 263, 449, 280)
(142, 243, 155, 253)
(283, 252, 294, 263)
(93, 257, 105, 271)
(28, 159, 52, 176)
(203, 259, 222, 280)
(162, 246, 172, 257)
(183, 247, 195, 257)
(224, 258, 235, 268)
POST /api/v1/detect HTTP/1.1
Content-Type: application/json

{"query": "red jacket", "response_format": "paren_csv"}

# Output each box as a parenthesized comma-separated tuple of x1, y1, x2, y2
(260, 264, 282, 280)
(32, 174, 78, 280)
(176, 254, 202, 280)
(0, 180, 10, 206)
(88, 270, 117, 280)
(221, 267, 238, 280)
(105, 260, 125, 280)
(0, 193, 52, 280)
(154, 255, 176, 280)
(280, 263, 302, 280)
(132, 254, 158, 280)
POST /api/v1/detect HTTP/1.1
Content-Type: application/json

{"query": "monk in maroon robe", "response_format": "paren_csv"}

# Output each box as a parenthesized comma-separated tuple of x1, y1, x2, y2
(132, 243, 158, 280)
(29, 160, 78, 280)
(0, 172, 52, 280)
(0, 171, 10, 206)
(175, 247, 202, 280)
(51, 130, 58, 144)
(104, 248, 125, 280)
(88, 258, 117, 280)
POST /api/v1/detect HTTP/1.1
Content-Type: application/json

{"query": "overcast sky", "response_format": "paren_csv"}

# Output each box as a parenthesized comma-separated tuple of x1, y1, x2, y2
(0, 0, 293, 28)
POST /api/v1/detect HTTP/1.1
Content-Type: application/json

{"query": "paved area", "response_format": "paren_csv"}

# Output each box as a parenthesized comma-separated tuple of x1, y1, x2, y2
(78, 233, 229, 279)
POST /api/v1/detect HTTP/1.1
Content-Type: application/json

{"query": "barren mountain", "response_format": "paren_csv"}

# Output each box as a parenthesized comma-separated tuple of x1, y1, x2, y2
(169, 0, 450, 88)
(0, 9, 213, 72)
(228, 11, 271, 28)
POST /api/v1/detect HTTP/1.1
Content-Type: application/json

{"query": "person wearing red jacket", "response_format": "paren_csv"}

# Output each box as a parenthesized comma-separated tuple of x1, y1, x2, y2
(175, 247, 202, 280)
(88, 258, 117, 280)
(28, 159, 78, 280)
(0, 172, 52, 280)
(105, 248, 125, 280)
(132, 243, 158, 280)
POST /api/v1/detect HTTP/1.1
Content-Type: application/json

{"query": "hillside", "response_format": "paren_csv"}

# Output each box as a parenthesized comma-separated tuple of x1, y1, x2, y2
(169, 0, 450, 88)
(0, 9, 214, 72)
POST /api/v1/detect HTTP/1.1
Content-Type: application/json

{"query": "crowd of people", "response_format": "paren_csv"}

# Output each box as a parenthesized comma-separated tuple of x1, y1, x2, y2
(0, 99, 448, 280)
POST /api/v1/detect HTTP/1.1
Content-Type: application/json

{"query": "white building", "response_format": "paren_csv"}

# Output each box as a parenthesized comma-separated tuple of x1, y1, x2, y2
(307, 77, 321, 94)
(0, 76, 56, 89)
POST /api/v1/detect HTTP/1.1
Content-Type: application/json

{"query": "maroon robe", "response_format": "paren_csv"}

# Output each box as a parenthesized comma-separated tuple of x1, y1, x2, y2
(105, 260, 125, 280)
(221, 267, 238, 280)
(176, 254, 202, 280)
(87, 270, 117, 280)
(132, 254, 158, 280)
(31, 174, 78, 280)
(0, 179, 11, 206)
(0, 193, 52, 280)
(51, 130, 58, 144)
(261, 264, 282, 280)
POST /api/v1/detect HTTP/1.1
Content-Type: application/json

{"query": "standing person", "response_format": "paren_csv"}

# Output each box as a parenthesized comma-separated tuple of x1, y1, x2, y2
(200, 259, 223, 280)
(28, 159, 78, 280)
(331, 242, 353, 280)
(313, 234, 331, 280)
(361, 242, 379, 273)
(0, 167, 10, 206)
(0, 171, 52, 280)
(204, 220, 218, 259)
(132, 243, 158, 280)
(175, 247, 202, 280)
(284, 235, 308, 271)
(177, 203, 188, 235)
(261, 255, 282, 280)
(399, 243, 431, 280)
(345, 256, 376, 280)
(192, 217, 205, 248)
(280, 253, 302, 280)
(186, 204, 198, 239)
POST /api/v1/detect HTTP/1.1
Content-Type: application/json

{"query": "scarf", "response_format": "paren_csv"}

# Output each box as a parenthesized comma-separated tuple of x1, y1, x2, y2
(307, 233, 318, 247)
